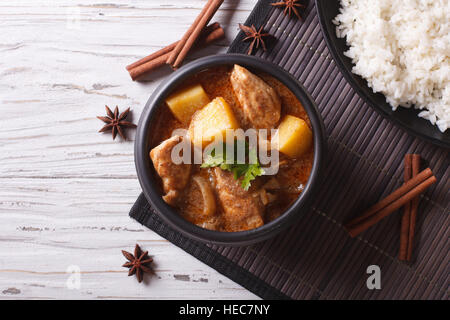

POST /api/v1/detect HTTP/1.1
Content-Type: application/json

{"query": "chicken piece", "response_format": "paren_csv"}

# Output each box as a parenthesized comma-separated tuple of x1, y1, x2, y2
(230, 64, 281, 129)
(213, 167, 264, 232)
(150, 135, 191, 206)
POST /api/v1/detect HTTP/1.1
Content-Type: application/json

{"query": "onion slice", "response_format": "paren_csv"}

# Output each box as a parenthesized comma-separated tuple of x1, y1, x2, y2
(192, 175, 216, 217)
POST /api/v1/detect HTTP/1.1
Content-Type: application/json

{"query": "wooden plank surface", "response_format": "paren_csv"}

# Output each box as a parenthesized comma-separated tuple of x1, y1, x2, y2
(0, 0, 259, 299)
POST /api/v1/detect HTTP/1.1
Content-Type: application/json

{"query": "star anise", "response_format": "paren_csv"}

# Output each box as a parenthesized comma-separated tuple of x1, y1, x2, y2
(239, 24, 271, 55)
(271, 0, 305, 20)
(122, 244, 153, 283)
(97, 105, 136, 140)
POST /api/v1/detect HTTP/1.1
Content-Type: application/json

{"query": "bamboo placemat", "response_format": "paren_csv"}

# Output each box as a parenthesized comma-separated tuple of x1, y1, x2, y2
(131, 0, 449, 299)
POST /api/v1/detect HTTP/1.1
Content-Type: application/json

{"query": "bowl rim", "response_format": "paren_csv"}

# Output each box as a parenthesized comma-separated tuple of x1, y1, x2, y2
(135, 53, 326, 245)
(315, 0, 450, 149)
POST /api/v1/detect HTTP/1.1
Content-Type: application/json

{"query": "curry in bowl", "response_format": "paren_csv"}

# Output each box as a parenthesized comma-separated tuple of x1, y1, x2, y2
(149, 65, 314, 232)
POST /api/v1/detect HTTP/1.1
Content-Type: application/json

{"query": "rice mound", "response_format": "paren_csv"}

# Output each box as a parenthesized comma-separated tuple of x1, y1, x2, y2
(334, 0, 450, 132)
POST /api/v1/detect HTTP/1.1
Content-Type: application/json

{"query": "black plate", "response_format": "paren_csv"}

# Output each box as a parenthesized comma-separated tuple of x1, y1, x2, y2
(315, 0, 450, 148)
(135, 54, 326, 246)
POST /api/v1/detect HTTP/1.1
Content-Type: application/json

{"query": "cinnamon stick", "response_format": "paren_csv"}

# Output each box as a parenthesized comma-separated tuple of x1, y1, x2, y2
(346, 168, 433, 227)
(126, 23, 224, 81)
(399, 154, 421, 261)
(126, 42, 177, 71)
(166, 0, 214, 67)
(167, 0, 224, 69)
(399, 154, 413, 260)
(407, 154, 421, 260)
(345, 167, 436, 238)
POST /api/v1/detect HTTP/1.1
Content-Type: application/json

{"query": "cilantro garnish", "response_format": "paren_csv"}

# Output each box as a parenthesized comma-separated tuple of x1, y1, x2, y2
(201, 142, 264, 191)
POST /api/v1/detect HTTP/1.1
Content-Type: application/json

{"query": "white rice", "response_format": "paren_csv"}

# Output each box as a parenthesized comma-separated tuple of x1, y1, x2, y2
(334, 0, 450, 132)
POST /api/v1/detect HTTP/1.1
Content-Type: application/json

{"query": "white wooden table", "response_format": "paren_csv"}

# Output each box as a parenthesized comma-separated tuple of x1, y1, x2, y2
(0, 0, 259, 299)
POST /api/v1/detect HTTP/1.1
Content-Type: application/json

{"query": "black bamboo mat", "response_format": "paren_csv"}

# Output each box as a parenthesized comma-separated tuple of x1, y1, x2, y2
(130, 0, 449, 299)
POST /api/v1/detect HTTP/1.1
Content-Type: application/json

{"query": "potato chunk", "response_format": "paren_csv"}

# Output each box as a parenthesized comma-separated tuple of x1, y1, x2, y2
(188, 97, 240, 148)
(272, 115, 312, 158)
(165, 84, 210, 124)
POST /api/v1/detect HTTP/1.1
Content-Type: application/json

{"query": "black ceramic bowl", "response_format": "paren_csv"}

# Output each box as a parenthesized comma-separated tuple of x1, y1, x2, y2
(135, 54, 326, 246)
(316, 0, 450, 148)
